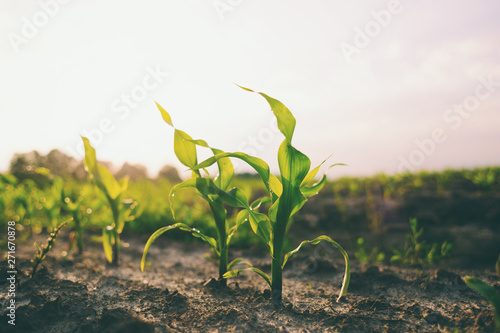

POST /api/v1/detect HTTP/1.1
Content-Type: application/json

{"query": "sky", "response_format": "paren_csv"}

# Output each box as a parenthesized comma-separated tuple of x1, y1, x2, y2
(1, 1, 499, 179)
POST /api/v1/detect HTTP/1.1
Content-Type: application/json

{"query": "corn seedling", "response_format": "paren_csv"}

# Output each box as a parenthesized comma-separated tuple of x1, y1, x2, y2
(391, 217, 452, 266)
(31, 217, 71, 278)
(82, 137, 136, 264)
(60, 186, 86, 255)
(465, 276, 500, 330)
(35, 167, 63, 229)
(191, 86, 350, 302)
(354, 237, 385, 264)
(141, 104, 251, 285)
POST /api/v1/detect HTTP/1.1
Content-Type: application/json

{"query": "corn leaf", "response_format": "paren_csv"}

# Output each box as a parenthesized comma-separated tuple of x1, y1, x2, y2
(141, 223, 219, 272)
(282, 235, 351, 302)
(301, 174, 327, 197)
(223, 267, 271, 288)
(96, 164, 122, 200)
(174, 129, 198, 168)
(195, 178, 272, 247)
(465, 276, 500, 330)
(168, 178, 198, 218)
(186, 140, 235, 191)
(275, 140, 310, 227)
(300, 155, 333, 187)
(269, 173, 283, 199)
(237, 85, 296, 142)
(102, 228, 113, 263)
(212, 148, 234, 191)
(227, 258, 253, 270)
(82, 137, 124, 201)
(82, 136, 97, 174)
(192, 152, 271, 192)
(156, 102, 174, 127)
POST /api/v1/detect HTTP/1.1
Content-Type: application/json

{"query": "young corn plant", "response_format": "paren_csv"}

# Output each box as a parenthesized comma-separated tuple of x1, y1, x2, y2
(82, 137, 136, 264)
(355, 237, 385, 264)
(465, 257, 500, 331)
(391, 217, 452, 266)
(31, 217, 72, 278)
(141, 103, 250, 285)
(190, 86, 350, 302)
(35, 167, 63, 230)
(60, 187, 86, 255)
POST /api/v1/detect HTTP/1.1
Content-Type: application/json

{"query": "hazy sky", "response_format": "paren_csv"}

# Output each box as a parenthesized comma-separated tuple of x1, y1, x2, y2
(1, 1, 499, 178)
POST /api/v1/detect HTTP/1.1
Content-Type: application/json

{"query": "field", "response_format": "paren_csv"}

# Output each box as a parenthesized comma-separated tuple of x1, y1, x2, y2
(1, 165, 500, 332)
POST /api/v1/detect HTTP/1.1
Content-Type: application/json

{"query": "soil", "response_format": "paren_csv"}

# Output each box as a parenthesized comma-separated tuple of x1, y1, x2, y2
(1, 231, 499, 333)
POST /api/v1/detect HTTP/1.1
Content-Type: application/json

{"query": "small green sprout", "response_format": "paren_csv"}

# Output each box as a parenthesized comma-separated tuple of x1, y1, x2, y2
(355, 237, 385, 264)
(31, 217, 72, 278)
(464, 276, 500, 331)
(35, 167, 63, 229)
(391, 217, 452, 266)
(81, 137, 136, 264)
(60, 187, 86, 255)
(141, 103, 251, 285)
(191, 86, 350, 302)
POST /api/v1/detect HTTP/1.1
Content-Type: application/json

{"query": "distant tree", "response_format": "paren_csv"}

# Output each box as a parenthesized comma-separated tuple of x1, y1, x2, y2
(157, 165, 181, 183)
(115, 162, 149, 181)
(44, 149, 77, 178)
(71, 161, 87, 181)
(9, 151, 50, 186)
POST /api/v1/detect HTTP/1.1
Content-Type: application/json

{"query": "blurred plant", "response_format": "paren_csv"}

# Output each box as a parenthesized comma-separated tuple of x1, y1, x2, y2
(31, 218, 72, 278)
(391, 218, 452, 266)
(60, 186, 87, 255)
(81, 137, 137, 264)
(354, 237, 385, 264)
(35, 167, 63, 229)
(465, 257, 500, 332)
(365, 181, 383, 234)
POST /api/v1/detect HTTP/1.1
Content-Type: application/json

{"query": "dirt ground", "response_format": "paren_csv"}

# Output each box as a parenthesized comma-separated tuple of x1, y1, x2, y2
(1, 230, 498, 333)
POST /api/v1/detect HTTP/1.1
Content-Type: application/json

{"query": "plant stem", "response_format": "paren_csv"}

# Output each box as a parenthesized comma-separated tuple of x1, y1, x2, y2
(271, 255, 283, 301)
(113, 231, 119, 264)
(72, 211, 84, 255)
(219, 244, 228, 286)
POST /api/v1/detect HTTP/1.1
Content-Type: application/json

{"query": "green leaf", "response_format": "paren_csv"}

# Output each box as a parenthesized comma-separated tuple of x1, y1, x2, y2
(195, 178, 272, 247)
(237, 85, 296, 142)
(301, 174, 327, 197)
(82, 136, 97, 174)
(102, 228, 113, 263)
(227, 210, 249, 244)
(195, 178, 247, 208)
(82, 136, 123, 200)
(120, 176, 129, 192)
(282, 235, 350, 302)
(269, 173, 283, 199)
(169, 178, 198, 218)
(174, 129, 198, 168)
(97, 164, 122, 200)
(275, 140, 310, 227)
(185, 141, 235, 191)
(0, 173, 18, 185)
(212, 148, 234, 191)
(250, 196, 272, 210)
(141, 223, 219, 272)
(223, 267, 271, 288)
(465, 276, 500, 330)
(192, 152, 271, 192)
(227, 258, 252, 270)
(156, 102, 174, 127)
